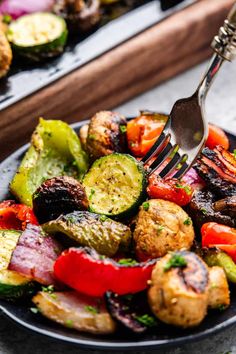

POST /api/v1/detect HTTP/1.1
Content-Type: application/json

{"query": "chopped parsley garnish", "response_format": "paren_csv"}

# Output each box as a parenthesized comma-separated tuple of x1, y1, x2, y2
(100, 215, 108, 222)
(42, 285, 54, 293)
(183, 217, 191, 226)
(157, 225, 164, 234)
(99, 255, 106, 260)
(142, 201, 150, 211)
(200, 208, 207, 215)
(120, 125, 127, 133)
(89, 189, 95, 200)
(118, 258, 138, 266)
(164, 254, 187, 272)
(88, 134, 96, 140)
(66, 215, 77, 224)
(65, 319, 74, 328)
(233, 149, 236, 159)
(175, 183, 192, 195)
(30, 307, 39, 314)
(2, 14, 12, 24)
(135, 314, 158, 327)
(84, 305, 99, 314)
(218, 304, 226, 312)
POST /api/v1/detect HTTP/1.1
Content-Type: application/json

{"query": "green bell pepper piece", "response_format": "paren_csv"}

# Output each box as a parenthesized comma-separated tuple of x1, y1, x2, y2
(10, 118, 89, 206)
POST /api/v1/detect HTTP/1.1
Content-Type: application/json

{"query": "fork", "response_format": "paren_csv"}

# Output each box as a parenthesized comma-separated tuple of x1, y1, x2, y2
(142, 3, 236, 179)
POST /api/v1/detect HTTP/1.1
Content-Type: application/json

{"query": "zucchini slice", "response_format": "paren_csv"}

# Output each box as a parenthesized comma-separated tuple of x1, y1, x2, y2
(0, 230, 21, 270)
(0, 270, 35, 300)
(83, 153, 147, 217)
(7, 12, 68, 61)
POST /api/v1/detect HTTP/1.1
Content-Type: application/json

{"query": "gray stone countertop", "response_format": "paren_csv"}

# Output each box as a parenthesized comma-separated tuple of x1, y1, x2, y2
(0, 60, 236, 354)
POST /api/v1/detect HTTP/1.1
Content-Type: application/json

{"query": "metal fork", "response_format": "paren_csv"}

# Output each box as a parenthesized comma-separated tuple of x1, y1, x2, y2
(142, 3, 236, 179)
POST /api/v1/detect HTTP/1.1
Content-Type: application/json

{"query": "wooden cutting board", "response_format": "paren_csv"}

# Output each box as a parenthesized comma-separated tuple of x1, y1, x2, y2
(0, 0, 235, 160)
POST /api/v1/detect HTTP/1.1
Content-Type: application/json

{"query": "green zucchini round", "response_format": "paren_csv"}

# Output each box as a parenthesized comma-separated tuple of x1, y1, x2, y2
(0, 270, 35, 300)
(83, 153, 147, 217)
(7, 12, 68, 61)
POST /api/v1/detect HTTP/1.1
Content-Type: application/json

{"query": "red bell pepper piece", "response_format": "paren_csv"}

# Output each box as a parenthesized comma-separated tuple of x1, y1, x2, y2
(0, 200, 38, 230)
(206, 124, 229, 150)
(54, 247, 156, 297)
(201, 222, 236, 262)
(147, 175, 193, 206)
(201, 222, 236, 247)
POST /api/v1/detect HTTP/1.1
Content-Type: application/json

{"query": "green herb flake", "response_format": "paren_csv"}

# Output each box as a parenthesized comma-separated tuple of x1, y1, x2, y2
(88, 134, 96, 140)
(42, 285, 54, 294)
(218, 304, 226, 312)
(157, 225, 164, 235)
(30, 307, 39, 314)
(84, 305, 99, 314)
(65, 319, 74, 328)
(89, 189, 95, 200)
(142, 201, 150, 211)
(50, 293, 57, 300)
(233, 149, 236, 159)
(183, 217, 191, 226)
(119, 125, 127, 133)
(200, 208, 207, 215)
(118, 258, 138, 266)
(175, 183, 192, 195)
(2, 14, 12, 24)
(164, 254, 187, 272)
(135, 314, 158, 327)
(100, 215, 108, 222)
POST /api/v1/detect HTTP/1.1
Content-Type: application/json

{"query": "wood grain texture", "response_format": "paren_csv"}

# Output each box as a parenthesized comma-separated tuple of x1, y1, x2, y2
(0, 0, 235, 160)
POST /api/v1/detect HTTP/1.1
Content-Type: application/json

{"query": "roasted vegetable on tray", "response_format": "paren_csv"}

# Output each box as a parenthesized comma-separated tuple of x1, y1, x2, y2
(10, 118, 88, 206)
(1, 110, 235, 335)
(7, 12, 68, 61)
(0, 16, 12, 77)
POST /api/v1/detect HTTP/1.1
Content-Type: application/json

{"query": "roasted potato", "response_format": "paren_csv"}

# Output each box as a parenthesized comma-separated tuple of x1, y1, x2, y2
(134, 199, 195, 261)
(86, 111, 127, 159)
(0, 20, 12, 78)
(148, 251, 209, 328)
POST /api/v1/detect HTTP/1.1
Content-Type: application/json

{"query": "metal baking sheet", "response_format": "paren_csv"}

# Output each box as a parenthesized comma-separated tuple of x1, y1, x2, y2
(0, 0, 195, 111)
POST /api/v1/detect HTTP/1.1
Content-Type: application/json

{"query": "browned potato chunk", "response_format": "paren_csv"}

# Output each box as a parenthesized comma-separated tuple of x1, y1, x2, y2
(33, 291, 116, 334)
(134, 199, 194, 261)
(0, 24, 12, 78)
(148, 251, 209, 328)
(86, 111, 127, 159)
(208, 266, 230, 309)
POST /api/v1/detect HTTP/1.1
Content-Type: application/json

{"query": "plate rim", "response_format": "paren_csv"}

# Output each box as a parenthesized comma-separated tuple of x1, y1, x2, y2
(0, 120, 236, 350)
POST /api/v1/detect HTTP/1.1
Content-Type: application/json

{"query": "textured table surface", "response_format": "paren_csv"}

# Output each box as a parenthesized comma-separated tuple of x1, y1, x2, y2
(0, 60, 236, 354)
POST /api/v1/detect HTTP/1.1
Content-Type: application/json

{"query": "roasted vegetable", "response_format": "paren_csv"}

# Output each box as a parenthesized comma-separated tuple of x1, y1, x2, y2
(148, 251, 209, 328)
(134, 199, 194, 261)
(86, 111, 127, 159)
(10, 118, 88, 206)
(83, 153, 147, 217)
(189, 190, 236, 229)
(9, 224, 62, 285)
(43, 211, 131, 257)
(0, 229, 21, 270)
(0, 200, 38, 230)
(201, 222, 236, 263)
(206, 124, 229, 150)
(0, 18, 12, 78)
(0, 269, 35, 300)
(208, 266, 230, 309)
(126, 111, 167, 157)
(147, 176, 193, 207)
(7, 12, 68, 61)
(79, 124, 89, 150)
(54, 247, 156, 296)
(203, 248, 236, 283)
(195, 146, 236, 197)
(0, 229, 35, 300)
(53, 0, 100, 33)
(105, 291, 158, 333)
(213, 196, 236, 219)
(33, 176, 88, 223)
(32, 291, 116, 334)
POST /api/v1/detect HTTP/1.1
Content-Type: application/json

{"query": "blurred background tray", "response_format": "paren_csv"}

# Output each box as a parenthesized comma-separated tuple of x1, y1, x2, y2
(0, 0, 235, 160)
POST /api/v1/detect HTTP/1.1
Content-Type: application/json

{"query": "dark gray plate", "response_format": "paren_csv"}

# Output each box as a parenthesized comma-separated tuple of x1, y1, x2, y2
(0, 120, 235, 350)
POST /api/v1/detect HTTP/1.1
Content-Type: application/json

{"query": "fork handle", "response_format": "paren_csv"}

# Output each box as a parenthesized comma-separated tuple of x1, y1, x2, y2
(211, 3, 236, 61)
(197, 3, 236, 102)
